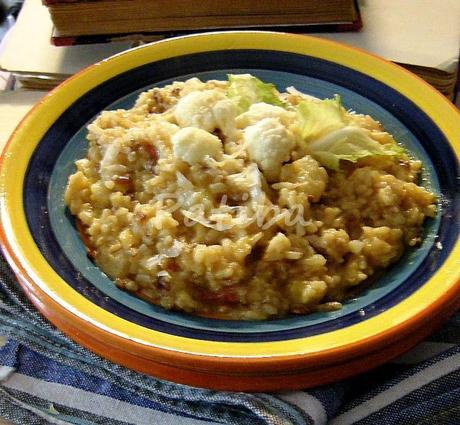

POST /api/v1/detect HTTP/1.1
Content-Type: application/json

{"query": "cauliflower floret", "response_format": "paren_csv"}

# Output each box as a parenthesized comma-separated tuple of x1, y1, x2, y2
(172, 127, 223, 165)
(99, 140, 124, 181)
(236, 102, 295, 129)
(212, 99, 238, 138)
(243, 117, 296, 182)
(179, 77, 207, 96)
(263, 232, 291, 261)
(174, 90, 237, 137)
(279, 156, 328, 201)
(287, 280, 327, 306)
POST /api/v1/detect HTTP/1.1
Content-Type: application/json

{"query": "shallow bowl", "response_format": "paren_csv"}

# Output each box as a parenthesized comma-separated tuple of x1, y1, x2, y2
(1, 31, 459, 391)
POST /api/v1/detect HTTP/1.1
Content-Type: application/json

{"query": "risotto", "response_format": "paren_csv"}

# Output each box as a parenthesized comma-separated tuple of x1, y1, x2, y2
(64, 74, 436, 320)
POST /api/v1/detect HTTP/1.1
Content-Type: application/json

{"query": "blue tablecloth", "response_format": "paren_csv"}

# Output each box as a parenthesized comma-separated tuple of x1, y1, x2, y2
(0, 254, 459, 425)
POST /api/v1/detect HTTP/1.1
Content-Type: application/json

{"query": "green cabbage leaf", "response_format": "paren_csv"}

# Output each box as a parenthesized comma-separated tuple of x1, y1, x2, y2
(297, 96, 405, 169)
(227, 74, 285, 113)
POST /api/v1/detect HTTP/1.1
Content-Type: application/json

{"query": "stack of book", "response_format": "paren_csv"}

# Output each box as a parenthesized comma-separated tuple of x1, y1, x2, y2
(42, 0, 362, 46)
(2, 0, 458, 100)
(394, 64, 458, 99)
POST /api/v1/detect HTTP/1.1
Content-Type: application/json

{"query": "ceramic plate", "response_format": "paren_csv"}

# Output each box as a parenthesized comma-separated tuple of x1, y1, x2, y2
(1, 32, 459, 391)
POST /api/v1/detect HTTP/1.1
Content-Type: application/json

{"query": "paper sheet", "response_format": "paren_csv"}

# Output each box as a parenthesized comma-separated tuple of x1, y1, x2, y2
(0, 0, 132, 76)
(314, 0, 460, 73)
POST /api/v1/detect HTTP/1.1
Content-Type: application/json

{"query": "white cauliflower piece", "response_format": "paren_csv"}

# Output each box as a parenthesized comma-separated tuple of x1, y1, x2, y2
(99, 140, 125, 181)
(174, 90, 236, 137)
(263, 232, 291, 261)
(287, 280, 327, 306)
(243, 117, 296, 182)
(212, 99, 237, 138)
(172, 127, 223, 165)
(278, 155, 328, 202)
(179, 77, 207, 96)
(273, 155, 328, 210)
(236, 102, 294, 129)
